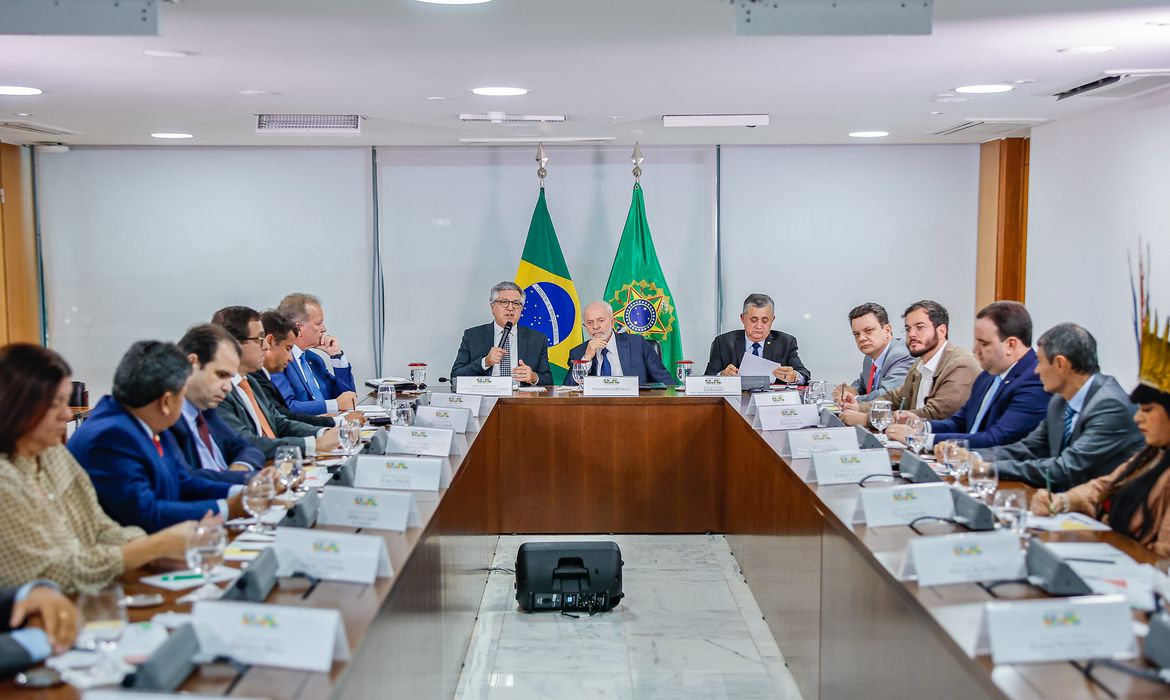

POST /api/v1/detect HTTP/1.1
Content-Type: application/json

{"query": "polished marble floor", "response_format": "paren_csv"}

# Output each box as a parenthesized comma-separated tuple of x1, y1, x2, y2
(453, 535, 803, 700)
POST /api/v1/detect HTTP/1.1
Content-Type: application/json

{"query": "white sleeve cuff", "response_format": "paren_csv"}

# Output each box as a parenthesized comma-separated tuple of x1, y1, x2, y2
(217, 498, 229, 516)
(481, 358, 489, 371)
(228, 485, 244, 497)
(303, 436, 317, 456)
(330, 353, 349, 368)
(325, 399, 338, 414)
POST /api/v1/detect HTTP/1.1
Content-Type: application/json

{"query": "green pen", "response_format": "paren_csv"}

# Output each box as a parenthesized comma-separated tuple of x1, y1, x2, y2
(160, 573, 204, 582)
(1042, 469, 1056, 513)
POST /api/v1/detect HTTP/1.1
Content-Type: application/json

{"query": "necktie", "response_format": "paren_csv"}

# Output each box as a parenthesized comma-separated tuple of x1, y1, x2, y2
(152, 435, 164, 457)
(239, 380, 277, 439)
(600, 348, 612, 376)
(970, 375, 1002, 432)
(1062, 404, 1077, 444)
(500, 331, 513, 378)
(194, 412, 216, 454)
(867, 362, 878, 393)
(298, 354, 324, 401)
(751, 342, 761, 357)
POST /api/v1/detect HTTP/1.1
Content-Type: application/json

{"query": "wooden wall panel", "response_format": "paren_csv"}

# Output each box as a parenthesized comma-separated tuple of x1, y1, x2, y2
(0, 143, 41, 344)
(975, 137, 1030, 309)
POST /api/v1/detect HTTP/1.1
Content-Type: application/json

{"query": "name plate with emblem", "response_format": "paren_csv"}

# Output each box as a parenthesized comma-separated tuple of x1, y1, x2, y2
(273, 527, 392, 584)
(352, 455, 442, 492)
(456, 375, 512, 396)
(786, 427, 859, 458)
(899, 530, 1025, 587)
(975, 594, 1136, 665)
(853, 482, 955, 527)
(807, 448, 890, 485)
(414, 405, 471, 433)
(755, 403, 820, 431)
(746, 390, 802, 415)
(319, 485, 421, 532)
(192, 601, 350, 673)
(583, 376, 640, 397)
(386, 425, 454, 457)
(685, 376, 741, 396)
(430, 392, 482, 417)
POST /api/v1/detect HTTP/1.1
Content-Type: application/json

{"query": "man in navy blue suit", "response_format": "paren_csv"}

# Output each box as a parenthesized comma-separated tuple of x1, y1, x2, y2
(271, 293, 358, 415)
(166, 323, 264, 484)
(887, 301, 1049, 450)
(564, 301, 675, 386)
(69, 341, 275, 533)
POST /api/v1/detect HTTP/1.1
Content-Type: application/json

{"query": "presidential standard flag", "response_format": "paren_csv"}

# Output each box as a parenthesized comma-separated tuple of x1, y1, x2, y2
(515, 188, 583, 384)
(603, 182, 683, 371)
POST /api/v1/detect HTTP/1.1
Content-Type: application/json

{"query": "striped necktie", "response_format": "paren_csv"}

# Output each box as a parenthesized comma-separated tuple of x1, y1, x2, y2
(298, 353, 324, 400)
(1062, 404, 1077, 444)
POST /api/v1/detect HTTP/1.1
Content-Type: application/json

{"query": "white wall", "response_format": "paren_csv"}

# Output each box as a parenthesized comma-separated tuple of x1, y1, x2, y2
(719, 145, 980, 384)
(1027, 87, 1170, 383)
(37, 147, 375, 398)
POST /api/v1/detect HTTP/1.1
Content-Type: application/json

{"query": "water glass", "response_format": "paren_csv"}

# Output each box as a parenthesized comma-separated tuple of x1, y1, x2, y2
(675, 360, 694, 385)
(243, 473, 276, 532)
(184, 521, 227, 601)
(391, 400, 414, 426)
(868, 400, 893, 434)
(340, 417, 362, 455)
(994, 489, 1028, 535)
(904, 414, 927, 453)
(409, 362, 427, 387)
(77, 583, 128, 674)
(806, 380, 828, 405)
(571, 360, 590, 388)
(942, 438, 969, 481)
(969, 454, 999, 501)
(274, 445, 303, 490)
(377, 381, 396, 411)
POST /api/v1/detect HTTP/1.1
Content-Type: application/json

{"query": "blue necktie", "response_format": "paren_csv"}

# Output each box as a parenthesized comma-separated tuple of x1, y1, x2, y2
(599, 348, 612, 377)
(970, 375, 1002, 432)
(1062, 404, 1077, 444)
(752, 342, 761, 357)
(299, 354, 324, 401)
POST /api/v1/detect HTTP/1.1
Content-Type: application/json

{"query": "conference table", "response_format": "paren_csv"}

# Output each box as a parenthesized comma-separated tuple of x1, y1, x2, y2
(5, 388, 1167, 700)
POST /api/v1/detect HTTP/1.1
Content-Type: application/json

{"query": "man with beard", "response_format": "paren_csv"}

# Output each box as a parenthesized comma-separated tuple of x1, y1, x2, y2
(840, 299, 979, 426)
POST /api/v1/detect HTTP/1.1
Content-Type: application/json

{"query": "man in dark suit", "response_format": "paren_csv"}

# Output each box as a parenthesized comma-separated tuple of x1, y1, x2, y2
(703, 293, 809, 383)
(252, 310, 352, 429)
(166, 323, 263, 484)
(1, 582, 77, 678)
(888, 301, 1049, 449)
(270, 293, 359, 415)
(981, 323, 1146, 491)
(451, 281, 553, 386)
(564, 301, 674, 385)
(68, 341, 258, 533)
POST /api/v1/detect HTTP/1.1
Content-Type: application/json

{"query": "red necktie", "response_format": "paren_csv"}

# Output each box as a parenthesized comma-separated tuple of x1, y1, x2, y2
(867, 363, 878, 393)
(195, 412, 216, 454)
(152, 435, 164, 457)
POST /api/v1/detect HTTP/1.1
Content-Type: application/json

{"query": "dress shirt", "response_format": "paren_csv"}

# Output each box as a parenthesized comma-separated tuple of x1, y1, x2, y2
(744, 332, 806, 384)
(1064, 373, 1097, 435)
(231, 375, 321, 455)
(924, 359, 1017, 448)
(8, 581, 58, 661)
(592, 333, 625, 376)
(868, 341, 894, 392)
(914, 341, 948, 410)
(180, 400, 229, 471)
(290, 346, 339, 414)
(261, 368, 343, 427)
(480, 323, 521, 376)
(134, 419, 238, 515)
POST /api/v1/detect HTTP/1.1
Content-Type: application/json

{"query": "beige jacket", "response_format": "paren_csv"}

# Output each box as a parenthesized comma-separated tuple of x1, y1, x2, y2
(859, 342, 980, 421)
(1066, 450, 1170, 559)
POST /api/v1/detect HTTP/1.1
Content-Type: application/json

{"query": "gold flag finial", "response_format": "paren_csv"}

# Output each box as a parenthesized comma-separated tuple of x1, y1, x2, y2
(631, 142, 643, 181)
(536, 143, 548, 186)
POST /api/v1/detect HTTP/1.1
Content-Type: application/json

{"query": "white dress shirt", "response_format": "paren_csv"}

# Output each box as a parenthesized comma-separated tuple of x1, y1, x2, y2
(481, 323, 521, 376)
(914, 341, 948, 410)
(592, 333, 624, 376)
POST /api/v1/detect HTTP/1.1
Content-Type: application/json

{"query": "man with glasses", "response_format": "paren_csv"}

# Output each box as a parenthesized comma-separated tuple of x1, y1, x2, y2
(451, 281, 552, 386)
(271, 293, 358, 415)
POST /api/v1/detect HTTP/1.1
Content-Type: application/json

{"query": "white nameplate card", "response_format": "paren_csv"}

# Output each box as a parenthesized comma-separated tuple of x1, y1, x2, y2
(582, 375, 639, 397)
(807, 448, 889, 485)
(975, 595, 1136, 665)
(900, 531, 1025, 587)
(273, 527, 392, 584)
(746, 391, 802, 415)
(386, 425, 454, 457)
(192, 601, 350, 673)
(414, 405, 471, 433)
(853, 482, 955, 527)
(319, 485, 420, 532)
(685, 376, 741, 396)
(786, 427, 860, 458)
(353, 455, 442, 492)
(457, 375, 512, 396)
(755, 403, 820, 431)
(430, 392, 482, 417)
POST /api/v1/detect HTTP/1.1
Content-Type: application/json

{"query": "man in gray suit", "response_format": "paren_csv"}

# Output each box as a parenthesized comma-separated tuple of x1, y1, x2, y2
(982, 323, 1145, 491)
(834, 302, 914, 402)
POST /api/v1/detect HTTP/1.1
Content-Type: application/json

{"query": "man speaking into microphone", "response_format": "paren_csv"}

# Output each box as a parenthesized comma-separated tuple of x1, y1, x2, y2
(451, 281, 553, 386)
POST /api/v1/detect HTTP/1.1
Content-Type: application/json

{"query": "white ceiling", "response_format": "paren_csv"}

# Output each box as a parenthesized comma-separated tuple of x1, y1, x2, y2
(2, 0, 1170, 147)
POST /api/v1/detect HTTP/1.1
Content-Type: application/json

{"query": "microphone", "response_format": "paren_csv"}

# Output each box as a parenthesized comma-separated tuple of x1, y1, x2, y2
(499, 320, 514, 349)
(438, 377, 452, 383)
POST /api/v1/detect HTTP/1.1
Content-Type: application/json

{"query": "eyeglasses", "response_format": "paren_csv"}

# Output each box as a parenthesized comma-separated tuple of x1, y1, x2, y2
(242, 336, 266, 345)
(493, 300, 524, 310)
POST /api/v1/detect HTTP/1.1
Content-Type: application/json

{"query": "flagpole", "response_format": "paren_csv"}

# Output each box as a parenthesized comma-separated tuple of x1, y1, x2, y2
(631, 142, 643, 183)
(536, 143, 548, 189)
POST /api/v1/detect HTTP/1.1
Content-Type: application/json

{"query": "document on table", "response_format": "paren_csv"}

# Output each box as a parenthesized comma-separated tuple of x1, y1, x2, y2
(1044, 542, 1159, 610)
(739, 351, 780, 379)
(1027, 512, 1112, 531)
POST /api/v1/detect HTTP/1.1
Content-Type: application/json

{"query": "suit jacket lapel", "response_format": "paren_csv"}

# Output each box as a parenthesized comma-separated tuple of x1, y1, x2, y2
(171, 418, 198, 469)
(733, 333, 746, 365)
(616, 334, 635, 376)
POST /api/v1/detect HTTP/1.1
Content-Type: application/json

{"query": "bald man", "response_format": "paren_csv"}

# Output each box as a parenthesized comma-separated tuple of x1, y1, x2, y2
(564, 301, 675, 386)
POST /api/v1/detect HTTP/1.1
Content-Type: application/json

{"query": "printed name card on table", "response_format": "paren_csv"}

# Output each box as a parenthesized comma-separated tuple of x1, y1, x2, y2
(274, 527, 392, 584)
(853, 482, 955, 527)
(786, 427, 859, 458)
(746, 391, 802, 415)
(352, 455, 443, 492)
(975, 594, 1136, 665)
(582, 376, 639, 397)
(430, 392, 482, 417)
(807, 448, 890, 485)
(899, 530, 1025, 587)
(192, 600, 350, 673)
(386, 425, 454, 457)
(456, 375, 513, 396)
(685, 376, 741, 396)
(755, 403, 820, 431)
(319, 485, 421, 531)
(414, 405, 471, 433)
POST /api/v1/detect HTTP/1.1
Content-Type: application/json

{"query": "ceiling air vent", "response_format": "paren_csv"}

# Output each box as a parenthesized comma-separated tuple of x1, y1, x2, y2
(255, 114, 362, 135)
(1052, 70, 1170, 100)
(0, 120, 77, 137)
(459, 113, 566, 124)
(932, 118, 1047, 137)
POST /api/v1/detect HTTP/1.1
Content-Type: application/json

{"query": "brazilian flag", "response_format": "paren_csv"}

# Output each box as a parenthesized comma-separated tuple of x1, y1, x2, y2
(603, 183, 683, 371)
(516, 188, 583, 384)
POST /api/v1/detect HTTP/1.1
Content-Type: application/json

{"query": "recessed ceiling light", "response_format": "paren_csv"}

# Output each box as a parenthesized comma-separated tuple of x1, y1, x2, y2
(426, 96, 448, 101)
(1010, 78, 1037, 85)
(954, 84, 1014, 94)
(13, 112, 32, 117)
(143, 49, 197, 58)
(238, 89, 281, 96)
(849, 131, 889, 138)
(1057, 46, 1116, 54)
(471, 86, 528, 97)
(418, 0, 490, 4)
(927, 111, 944, 115)
(151, 132, 194, 139)
(0, 86, 42, 96)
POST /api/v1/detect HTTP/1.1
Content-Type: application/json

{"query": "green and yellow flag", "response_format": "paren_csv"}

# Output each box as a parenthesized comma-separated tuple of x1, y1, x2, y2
(603, 183, 683, 370)
(516, 188, 583, 384)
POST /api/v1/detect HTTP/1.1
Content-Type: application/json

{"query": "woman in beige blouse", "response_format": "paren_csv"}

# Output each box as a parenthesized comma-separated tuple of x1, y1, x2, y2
(0, 344, 197, 593)
(1032, 383, 1170, 558)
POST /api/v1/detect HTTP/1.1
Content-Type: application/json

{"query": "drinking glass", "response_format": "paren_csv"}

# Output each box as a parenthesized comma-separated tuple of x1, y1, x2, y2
(969, 454, 999, 501)
(806, 381, 827, 405)
(377, 381, 396, 411)
(675, 361, 694, 385)
(904, 414, 927, 453)
(339, 417, 362, 456)
(868, 399, 893, 435)
(274, 445, 303, 490)
(409, 362, 427, 388)
(391, 400, 414, 426)
(243, 473, 276, 532)
(994, 489, 1028, 535)
(571, 360, 590, 388)
(942, 438, 970, 481)
(77, 584, 128, 673)
(184, 521, 227, 601)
